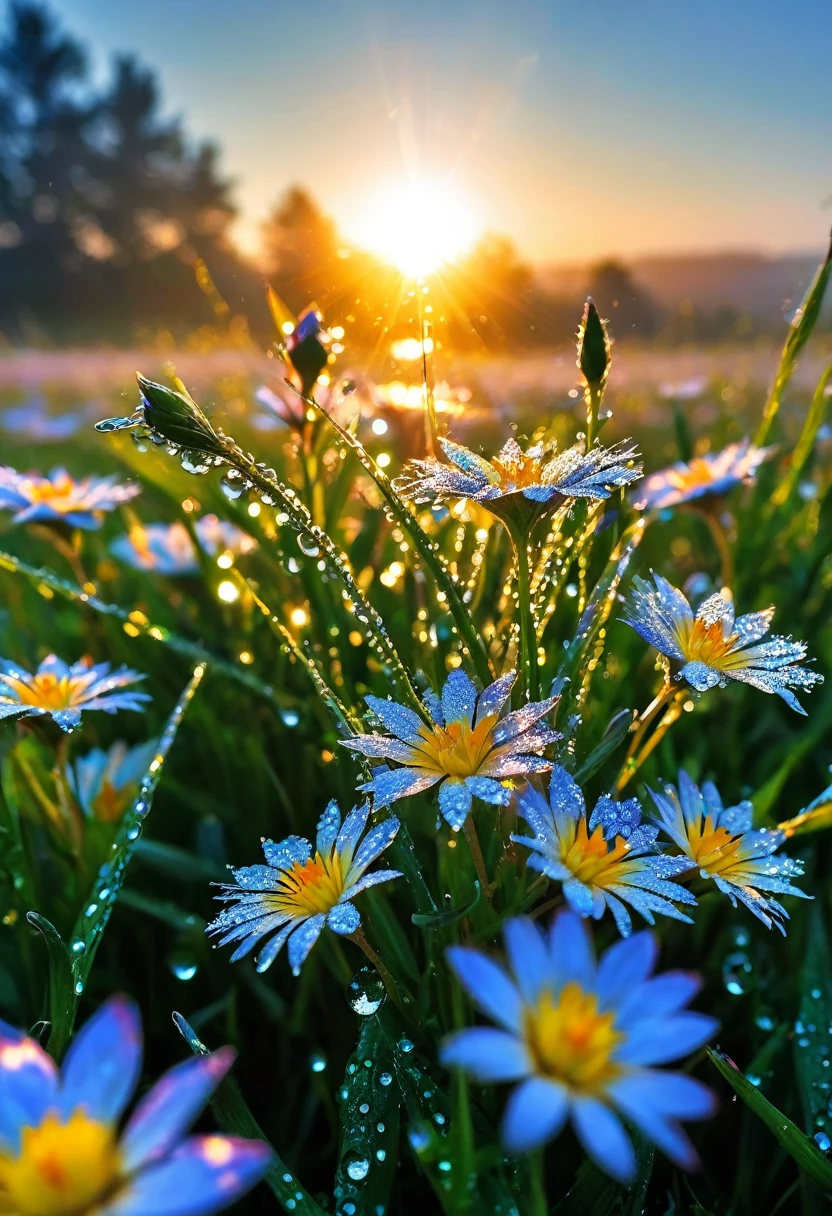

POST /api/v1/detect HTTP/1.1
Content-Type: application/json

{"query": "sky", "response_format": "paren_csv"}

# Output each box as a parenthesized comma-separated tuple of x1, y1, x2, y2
(58, 0, 832, 265)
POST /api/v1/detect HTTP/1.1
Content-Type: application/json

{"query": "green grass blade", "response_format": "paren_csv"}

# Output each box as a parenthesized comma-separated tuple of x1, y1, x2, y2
(771, 360, 832, 507)
(755, 233, 832, 446)
(302, 389, 494, 687)
(172, 1012, 325, 1215)
(708, 1048, 832, 1193)
(26, 912, 75, 1060)
(69, 665, 205, 1001)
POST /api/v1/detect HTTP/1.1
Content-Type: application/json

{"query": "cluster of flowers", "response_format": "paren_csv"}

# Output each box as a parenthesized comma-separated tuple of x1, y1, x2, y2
(0, 403, 822, 1201)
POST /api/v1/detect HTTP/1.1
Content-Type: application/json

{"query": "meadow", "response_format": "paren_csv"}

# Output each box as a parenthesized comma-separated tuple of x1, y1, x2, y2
(0, 256, 831, 1216)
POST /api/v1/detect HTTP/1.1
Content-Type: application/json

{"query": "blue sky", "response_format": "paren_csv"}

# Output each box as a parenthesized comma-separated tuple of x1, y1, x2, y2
(58, 0, 832, 262)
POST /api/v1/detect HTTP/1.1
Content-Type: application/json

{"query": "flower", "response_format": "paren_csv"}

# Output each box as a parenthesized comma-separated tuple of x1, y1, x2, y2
(512, 766, 696, 936)
(622, 574, 823, 715)
(441, 910, 717, 1180)
(0, 655, 150, 732)
(633, 440, 775, 511)
(648, 771, 808, 933)
(0, 995, 271, 1215)
(208, 801, 402, 975)
(0, 465, 140, 530)
(342, 669, 561, 830)
(68, 739, 159, 821)
(394, 436, 642, 528)
(110, 517, 255, 575)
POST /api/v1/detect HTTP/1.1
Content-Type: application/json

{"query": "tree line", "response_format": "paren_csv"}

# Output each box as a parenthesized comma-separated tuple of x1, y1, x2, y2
(0, 2, 740, 353)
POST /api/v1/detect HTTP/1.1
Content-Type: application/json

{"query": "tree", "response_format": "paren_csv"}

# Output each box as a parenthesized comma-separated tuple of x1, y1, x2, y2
(586, 259, 662, 339)
(0, 2, 258, 342)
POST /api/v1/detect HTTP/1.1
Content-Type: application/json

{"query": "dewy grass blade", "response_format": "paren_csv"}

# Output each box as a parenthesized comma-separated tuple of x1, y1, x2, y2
(755, 231, 832, 447)
(770, 359, 832, 507)
(708, 1048, 832, 1194)
(172, 1012, 325, 1216)
(0, 549, 277, 707)
(555, 519, 645, 709)
(299, 386, 494, 687)
(26, 912, 75, 1061)
(68, 665, 205, 1005)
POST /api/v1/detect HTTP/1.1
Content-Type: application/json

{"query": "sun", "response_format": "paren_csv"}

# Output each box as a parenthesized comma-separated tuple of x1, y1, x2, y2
(359, 176, 479, 278)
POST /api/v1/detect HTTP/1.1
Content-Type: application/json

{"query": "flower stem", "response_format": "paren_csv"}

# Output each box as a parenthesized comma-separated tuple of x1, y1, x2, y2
(509, 526, 540, 702)
(614, 685, 685, 793)
(529, 1149, 548, 1216)
(584, 381, 603, 451)
(462, 815, 492, 902)
(349, 926, 405, 1012)
(697, 507, 734, 591)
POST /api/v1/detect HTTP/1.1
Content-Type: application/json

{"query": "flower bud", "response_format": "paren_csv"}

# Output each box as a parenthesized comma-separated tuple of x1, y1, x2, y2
(578, 298, 610, 389)
(136, 374, 223, 455)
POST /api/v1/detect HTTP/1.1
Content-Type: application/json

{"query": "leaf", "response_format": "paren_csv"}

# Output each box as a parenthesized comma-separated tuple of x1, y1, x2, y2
(756, 233, 832, 446)
(172, 1013, 325, 1215)
(69, 666, 205, 1004)
(573, 709, 635, 783)
(26, 912, 75, 1060)
(708, 1048, 832, 1193)
(771, 359, 832, 506)
(412, 884, 482, 929)
(795, 906, 832, 1143)
(551, 1130, 654, 1215)
(301, 385, 494, 687)
(556, 520, 645, 712)
(334, 1015, 401, 1216)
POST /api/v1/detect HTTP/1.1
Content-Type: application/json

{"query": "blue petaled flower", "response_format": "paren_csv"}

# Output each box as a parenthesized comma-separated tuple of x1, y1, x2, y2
(648, 770, 808, 933)
(395, 436, 642, 527)
(622, 574, 823, 715)
(441, 910, 717, 1181)
(0, 465, 140, 530)
(111, 516, 256, 575)
(0, 655, 151, 732)
(0, 995, 271, 1215)
(208, 801, 402, 975)
(513, 767, 696, 936)
(68, 739, 159, 822)
(341, 669, 561, 829)
(633, 440, 775, 511)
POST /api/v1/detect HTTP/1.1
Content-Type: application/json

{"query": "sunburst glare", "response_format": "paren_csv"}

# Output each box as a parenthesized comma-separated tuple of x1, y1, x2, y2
(357, 176, 479, 277)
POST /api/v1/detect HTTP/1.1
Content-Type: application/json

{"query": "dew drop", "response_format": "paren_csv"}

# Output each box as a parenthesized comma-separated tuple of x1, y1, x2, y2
(815, 1131, 831, 1152)
(310, 1052, 327, 1073)
(345, 1155, 370, 1181)
(346, 967, 386, 1016)
(297, 533, 321, 558)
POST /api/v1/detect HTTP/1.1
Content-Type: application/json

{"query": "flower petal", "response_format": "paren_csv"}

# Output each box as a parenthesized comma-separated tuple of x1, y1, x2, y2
(445, 946, 523, 1032)
(122, 1050, 236, 1171)
(99, 1136, 272, 1216)
(59, 995, 142, 1123)
(441, 1028, 532, 1082)
(503, 917, 554, 1004)
(501, 1077, 569, 1154)
(571, 1096, 635, 1183)
(0, 1034, 59, 1153)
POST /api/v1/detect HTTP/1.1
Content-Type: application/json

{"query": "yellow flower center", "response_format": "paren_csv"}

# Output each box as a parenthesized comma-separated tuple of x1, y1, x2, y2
(667, 457, 717, 494)
(673, 617, 748, 671)
(25, 475, 79, 512)
(271, 850, 346, 917)
(524, 983, 623, 1093)
(490, 454, 544, 492)
(560, 817, 630, 888)
(0, 1109, 121, 1216)
(685, 814, 744, 876)
(409, 715, 498, 779)
(1, 672, 93, 711)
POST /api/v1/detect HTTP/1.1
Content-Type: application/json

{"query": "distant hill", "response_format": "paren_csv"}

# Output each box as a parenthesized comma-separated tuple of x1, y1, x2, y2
(537, 250, 826, 323)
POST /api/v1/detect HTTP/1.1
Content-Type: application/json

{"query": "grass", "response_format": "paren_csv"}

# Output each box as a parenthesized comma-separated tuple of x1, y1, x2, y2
(0, 259, 831, 1215)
